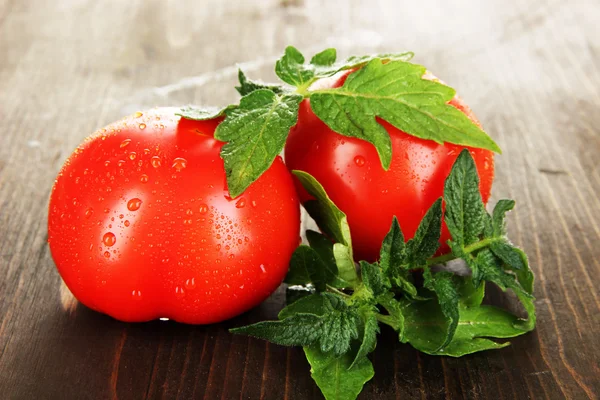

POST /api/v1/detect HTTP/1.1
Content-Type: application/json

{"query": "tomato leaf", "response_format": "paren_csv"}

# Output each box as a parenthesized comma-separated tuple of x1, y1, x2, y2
(304, 345, 374, 400)
(359, 261, 390, 298)
(275, 46, 413, 91)
(406, 198, 443, 267)
(403, 299, 529, 356)
(423, 269, 459, 350)
(310, 60, 501, 169)
(235, 69, 286, 96)
(377, 292, 406, 338)
(491, 199, 516, 236)
(215, 89, 302, 198)
(176, 104, 237, 121)
(379, 216, 405, 273)
(279, 292, 339, 319)
(349, 311, 379, 370)
(293, 170, 358, 285)
(444, 149, 486, 248)
(306, 230, 351, 288)
(232, 296, 360, 356)
(285, 245, 332, 292)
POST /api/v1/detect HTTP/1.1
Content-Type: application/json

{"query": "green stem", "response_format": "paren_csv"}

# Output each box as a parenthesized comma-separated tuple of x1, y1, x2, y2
(295, 78, 318, 97)
(326, 285, 350, 298)
(375, 313, 400, 330)
(426, 237, 498, 266)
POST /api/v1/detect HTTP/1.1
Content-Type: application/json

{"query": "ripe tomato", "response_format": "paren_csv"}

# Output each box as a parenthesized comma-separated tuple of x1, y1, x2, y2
(285, 72, 494, 262)
(48, 108, 300, 324)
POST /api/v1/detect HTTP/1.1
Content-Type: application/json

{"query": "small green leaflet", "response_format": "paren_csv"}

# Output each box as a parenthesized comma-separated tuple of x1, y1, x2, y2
(235, 69, 286, 96)
(306, 230, 351, 288)
(304, 346, 374, 400)
(349, 311, 379, 370)
(279, 292, 340, 319)
(232, 295, 359, 356)
(402, 299, 530, 357)
(310, 59, 501, 169)
(176, 104, 237, 121)
(423, 269, 459, 350)
(275, 45, 414, 90)
(444, 149, 486, 248)
(285, 245, 332, 292)
(379, 216, 405, 272)
(406, 198, 443, 267)
(377, 293, 405, 338)
(359, 261, 390, 298)
(215, 89, 302, 198)
(293, 171, 358, 285)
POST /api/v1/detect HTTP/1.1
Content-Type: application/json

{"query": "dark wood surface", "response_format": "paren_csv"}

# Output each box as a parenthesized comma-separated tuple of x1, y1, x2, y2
(1, 0, 599, 399)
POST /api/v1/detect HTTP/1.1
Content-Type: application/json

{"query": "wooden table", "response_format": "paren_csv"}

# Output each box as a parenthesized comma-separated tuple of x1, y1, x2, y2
(1, 0, 599, 398)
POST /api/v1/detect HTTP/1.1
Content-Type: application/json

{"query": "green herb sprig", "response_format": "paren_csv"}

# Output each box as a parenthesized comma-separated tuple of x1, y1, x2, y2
(231, 150, 535, 400)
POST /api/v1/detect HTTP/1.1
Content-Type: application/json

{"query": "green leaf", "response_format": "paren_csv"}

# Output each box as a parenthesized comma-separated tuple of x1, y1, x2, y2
(476, 249, 536, 330)
(377, 292, 405, 338)
(285, 244, 339, 292)
(457, 277, 485, 307)
(350, 312, 379, 369)
(293, 171, 351, 247)
(230, 313, 325, 347)
(359, 261, 390, 298)
(176, 105, 236, 121)
(423, 269, 459, 350)
(306, 230, 351, 288)
(232, 297, 360, 356)
(310, 48, 337, 67)
(444, 149, 486, 247)
(293, 170, 358, 285)
(310, 59, 501, 169)
(279, 292, 337, 319)
(490, 241, 526, 271)
(274, 46, 414, 92)
(235, 69, 286, 96)
(491, 199, 516, 236)
(402, 300, 529, 357)
(406, 198, 443, 266)
(286, 286, 313, 305)
(379, 216, 405, 272)
(304, 346, 374, 400)
(215, 90, 302, 198)
(275, 46, 317, 87)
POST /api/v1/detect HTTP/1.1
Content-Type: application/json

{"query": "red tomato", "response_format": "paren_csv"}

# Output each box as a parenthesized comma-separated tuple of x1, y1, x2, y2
(48, 108, 300, 324)
(284, 72, 494, 262)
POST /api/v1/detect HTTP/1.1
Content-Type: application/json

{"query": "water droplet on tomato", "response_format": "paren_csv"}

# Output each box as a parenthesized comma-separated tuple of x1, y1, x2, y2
(139, 123, 146, 130)
(104, 160, 111, 167)
(117, 160, 126, 167)
(140, 174, 149, 183)
(131, 290, 142, 300)
(104, 208, 110, 213)
(135, 112, 143, 118)
(85, 208, 93, 218)
(352, 156, 365, 167)
(151, 156, 161, 168)
(186, 208, 193, 216)
(120, 139, 131, 148)
(260, 264, 266, 273)
(124, 220, 130, 227)
(185, 278, 196, 290)
(235, 198, 246, 208)
(127, 198, 142, 211)
(172, 157, 187, 172)
(103, 232, 116, 247)
(104, 251, 111, 258)
(175, 286, 185, 297)
(129, 152, 137, 160)
(199, 204, 208, 214)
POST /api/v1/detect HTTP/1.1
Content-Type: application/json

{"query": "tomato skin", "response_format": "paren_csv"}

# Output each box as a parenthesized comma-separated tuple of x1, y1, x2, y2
(48, 108, 300, 324)
(284, 72, 494, 262)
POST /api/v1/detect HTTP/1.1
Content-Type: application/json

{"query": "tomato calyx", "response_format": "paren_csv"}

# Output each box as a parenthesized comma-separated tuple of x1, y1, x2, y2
(179, 46, 499, 198)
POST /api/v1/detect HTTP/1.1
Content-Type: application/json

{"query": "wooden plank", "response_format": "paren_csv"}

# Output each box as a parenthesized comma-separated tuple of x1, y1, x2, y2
(0, 0, 599, 398)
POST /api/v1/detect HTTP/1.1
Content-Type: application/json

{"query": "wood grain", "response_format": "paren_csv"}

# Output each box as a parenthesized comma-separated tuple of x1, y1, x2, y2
(1, 0, 599, 398)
